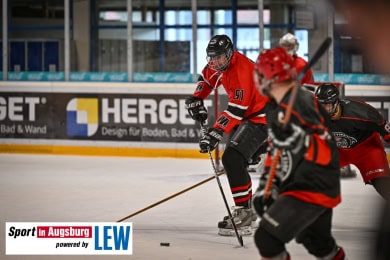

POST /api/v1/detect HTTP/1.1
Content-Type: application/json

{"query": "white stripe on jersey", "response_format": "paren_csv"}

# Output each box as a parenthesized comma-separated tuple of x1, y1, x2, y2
(225, 110, 243, 120)
(228, 102, 249, 110)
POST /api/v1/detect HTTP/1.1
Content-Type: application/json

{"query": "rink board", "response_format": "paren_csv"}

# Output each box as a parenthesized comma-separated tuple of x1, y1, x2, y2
(0, 82, 389, 160)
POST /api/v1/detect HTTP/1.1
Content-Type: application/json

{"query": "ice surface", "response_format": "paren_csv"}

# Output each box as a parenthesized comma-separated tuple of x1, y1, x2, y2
(0, 154, 384, 259)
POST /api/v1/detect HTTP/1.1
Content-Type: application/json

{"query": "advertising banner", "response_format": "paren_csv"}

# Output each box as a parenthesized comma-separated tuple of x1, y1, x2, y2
(5, 222, 133, 255)
(0, 92, 225, 143)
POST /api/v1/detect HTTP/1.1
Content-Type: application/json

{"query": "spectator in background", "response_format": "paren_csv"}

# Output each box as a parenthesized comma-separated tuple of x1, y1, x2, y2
(279, 33, 315, 85)
(327, 0, 390, 259)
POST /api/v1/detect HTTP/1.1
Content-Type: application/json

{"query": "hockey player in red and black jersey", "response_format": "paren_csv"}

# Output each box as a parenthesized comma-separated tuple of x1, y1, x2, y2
(185, 34, 270, 236)
(279, 33, 314, 85)
(252, 47, 345, 260)
(315, 83, 390, 200)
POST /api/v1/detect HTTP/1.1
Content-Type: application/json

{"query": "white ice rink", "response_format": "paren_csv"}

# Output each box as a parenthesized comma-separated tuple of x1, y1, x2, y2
(0, 154, 385, 259)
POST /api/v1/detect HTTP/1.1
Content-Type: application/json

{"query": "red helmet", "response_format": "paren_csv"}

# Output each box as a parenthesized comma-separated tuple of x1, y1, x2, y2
(254, 47, 296, 95)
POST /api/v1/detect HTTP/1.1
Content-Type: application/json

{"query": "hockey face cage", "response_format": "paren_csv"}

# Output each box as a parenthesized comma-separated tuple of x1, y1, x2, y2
(206, 34, 234, 72)
(279, 33, 299, 56)
(309, 82, 345, 119)
(206, 50, 233, 72)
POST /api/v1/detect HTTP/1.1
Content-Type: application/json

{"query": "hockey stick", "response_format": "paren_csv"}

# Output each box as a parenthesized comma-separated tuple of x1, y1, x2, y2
(200, 122, 244, 247)
(284, 36, 332, 125)
(116, 170, 225, 222)
(264, 37, 333, 199)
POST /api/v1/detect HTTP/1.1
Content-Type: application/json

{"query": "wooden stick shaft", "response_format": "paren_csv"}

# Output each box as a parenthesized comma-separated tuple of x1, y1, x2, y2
(264, 37, 332, 199)
(117, 171, 225, 222)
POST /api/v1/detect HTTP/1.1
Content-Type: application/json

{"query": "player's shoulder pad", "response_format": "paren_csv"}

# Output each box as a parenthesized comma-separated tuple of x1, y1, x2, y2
(341, 99, 383, 122)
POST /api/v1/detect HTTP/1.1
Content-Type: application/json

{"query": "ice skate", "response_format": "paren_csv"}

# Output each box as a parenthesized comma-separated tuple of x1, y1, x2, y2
(218, 206, 257, 236)
(248, 153, 266, 174)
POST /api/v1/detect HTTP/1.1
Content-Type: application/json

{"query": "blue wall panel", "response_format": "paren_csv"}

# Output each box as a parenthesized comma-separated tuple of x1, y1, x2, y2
(44, 41, 59, 71)
(10, 41, 25, 71)
(0, 41, 2, 71)
(27, 41, 43, 71)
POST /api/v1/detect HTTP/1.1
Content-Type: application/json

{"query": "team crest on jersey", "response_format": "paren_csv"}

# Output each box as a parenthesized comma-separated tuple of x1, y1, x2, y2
(277, 150, 293, 181)
(333, 132, 357, 148)
(277, 111, 285, 124)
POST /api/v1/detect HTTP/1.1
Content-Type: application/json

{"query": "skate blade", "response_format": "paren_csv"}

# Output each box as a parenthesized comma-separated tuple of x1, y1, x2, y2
(218, 226, 253, 236)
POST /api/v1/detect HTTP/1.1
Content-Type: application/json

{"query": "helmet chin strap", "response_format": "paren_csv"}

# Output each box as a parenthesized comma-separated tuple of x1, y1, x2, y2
(261, 84, 271, 96)
(331, 101, 341, 119)
(260, 78, 275, 96)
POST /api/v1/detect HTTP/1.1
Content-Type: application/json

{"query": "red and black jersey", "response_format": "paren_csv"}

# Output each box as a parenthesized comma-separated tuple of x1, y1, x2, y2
(330, 99, 390, 148)
(193, 51, 269, 133)
(267, 88, 341, 208)
(293, 55, 314, 85)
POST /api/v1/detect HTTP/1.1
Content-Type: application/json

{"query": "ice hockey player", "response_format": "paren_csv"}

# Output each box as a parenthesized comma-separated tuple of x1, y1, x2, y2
(279, 33, 314, 85)
(315, 83, 390, 200)
(252, 47, 345, 260)
(185, 34, 270, 236)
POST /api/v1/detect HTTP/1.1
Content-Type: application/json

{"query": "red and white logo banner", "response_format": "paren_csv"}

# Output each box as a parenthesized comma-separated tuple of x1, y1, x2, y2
(5, 222, 133, 255)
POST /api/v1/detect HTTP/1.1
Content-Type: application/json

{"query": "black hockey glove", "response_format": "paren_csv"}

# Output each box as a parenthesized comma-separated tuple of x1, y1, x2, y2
(185, 96, 208, 122)
(199, 127, 223, 153)
(268, 122, 309, 153)
(252, 174, 279, 217)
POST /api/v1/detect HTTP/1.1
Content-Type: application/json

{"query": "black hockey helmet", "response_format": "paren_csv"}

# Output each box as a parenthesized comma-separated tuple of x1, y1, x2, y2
(206, 34, 234, 71)
(315, 83, 340, 118)
(315, 83, 340, 104)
